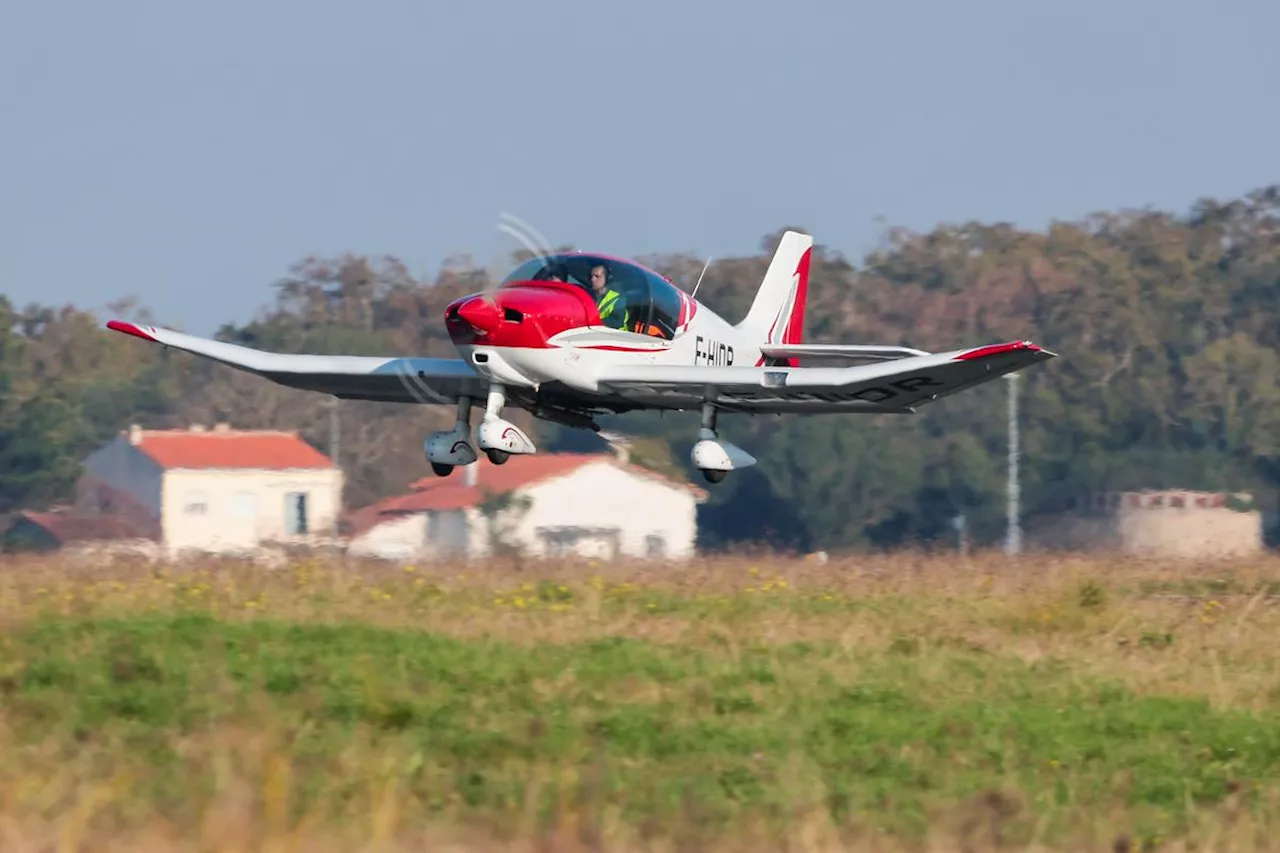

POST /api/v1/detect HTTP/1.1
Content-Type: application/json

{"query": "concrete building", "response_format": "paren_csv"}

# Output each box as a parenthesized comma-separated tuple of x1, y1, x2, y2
(1027, 489, 1265, 558)
(344, 452, 707, 562)
(77, 423, 343, 556)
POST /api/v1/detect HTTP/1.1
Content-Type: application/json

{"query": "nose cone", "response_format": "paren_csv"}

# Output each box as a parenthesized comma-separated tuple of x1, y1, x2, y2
(454, 296, 501, 334)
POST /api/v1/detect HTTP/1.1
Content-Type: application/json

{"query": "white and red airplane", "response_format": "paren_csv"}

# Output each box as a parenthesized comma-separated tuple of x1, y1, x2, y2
(105, 230, 1056, 484)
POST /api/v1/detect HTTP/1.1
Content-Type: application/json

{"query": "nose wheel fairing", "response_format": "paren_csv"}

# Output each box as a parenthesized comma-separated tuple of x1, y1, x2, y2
(475, 384, 536, 463)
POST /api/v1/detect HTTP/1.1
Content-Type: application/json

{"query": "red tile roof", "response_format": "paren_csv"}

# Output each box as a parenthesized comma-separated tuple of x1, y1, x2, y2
(128, 427, 335, 470)
(344, 453, 705, 538)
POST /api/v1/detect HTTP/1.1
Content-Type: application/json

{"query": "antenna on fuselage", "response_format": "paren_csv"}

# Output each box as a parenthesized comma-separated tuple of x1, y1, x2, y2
(690, 256, 713, 300)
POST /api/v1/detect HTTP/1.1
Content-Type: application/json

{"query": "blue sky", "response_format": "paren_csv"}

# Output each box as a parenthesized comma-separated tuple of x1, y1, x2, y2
(3, 0, 1277, 336)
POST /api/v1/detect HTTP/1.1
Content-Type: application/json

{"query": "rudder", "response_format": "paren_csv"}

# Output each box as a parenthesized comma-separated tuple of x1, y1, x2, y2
(735, 229, 812, 365)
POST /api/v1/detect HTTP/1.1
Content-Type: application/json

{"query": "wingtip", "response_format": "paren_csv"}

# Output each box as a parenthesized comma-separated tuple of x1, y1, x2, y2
(954, 340, 1054, 361)
(105, 320, 158, 342)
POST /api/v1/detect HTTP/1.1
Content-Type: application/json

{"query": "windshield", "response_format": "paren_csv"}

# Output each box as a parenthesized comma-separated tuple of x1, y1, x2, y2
(499, 253, 685, 339)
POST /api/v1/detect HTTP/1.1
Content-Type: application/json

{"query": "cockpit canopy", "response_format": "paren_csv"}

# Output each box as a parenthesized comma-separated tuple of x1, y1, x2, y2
(500, 253, 685, 339)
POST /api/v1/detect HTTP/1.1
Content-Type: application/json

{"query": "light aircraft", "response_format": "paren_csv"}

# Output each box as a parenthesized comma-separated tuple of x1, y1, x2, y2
(105, 230, 1056, 484)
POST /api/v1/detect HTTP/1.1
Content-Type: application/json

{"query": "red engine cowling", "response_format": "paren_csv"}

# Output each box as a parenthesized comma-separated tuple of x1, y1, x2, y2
(445, 282, 599, 348)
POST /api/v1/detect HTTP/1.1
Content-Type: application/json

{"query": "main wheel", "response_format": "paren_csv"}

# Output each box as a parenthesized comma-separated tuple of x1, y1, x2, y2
(701, 468, 726, 484)
(430, 462, 454, 477)
(486, 448, 510, 465)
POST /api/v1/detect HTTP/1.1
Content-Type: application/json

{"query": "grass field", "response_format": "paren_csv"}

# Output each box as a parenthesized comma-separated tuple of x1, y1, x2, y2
(3, 549, 1280, 852)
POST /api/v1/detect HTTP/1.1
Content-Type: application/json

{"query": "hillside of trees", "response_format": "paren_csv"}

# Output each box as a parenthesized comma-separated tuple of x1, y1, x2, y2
(3, 185, 1278, 551)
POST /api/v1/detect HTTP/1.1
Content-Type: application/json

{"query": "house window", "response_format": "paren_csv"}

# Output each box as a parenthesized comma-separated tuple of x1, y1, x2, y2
(427, 510, 469, 555)
(232, 491, 256, 518)
(537, 527, 620, 560)
(184, 491, 207, 515)
(644, 533, 666, 558)
(285, 492, 308, 535)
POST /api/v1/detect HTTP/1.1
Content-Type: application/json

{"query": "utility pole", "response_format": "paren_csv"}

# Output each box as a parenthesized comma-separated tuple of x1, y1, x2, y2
(1004, 372, 1021, 556)
(952, 513, 968, 558)
(330, 396, 340, 466)
(330, 396, 341, 554)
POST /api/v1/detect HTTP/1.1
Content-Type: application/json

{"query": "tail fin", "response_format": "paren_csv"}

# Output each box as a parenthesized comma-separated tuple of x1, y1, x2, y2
(735, 230, 813, 365)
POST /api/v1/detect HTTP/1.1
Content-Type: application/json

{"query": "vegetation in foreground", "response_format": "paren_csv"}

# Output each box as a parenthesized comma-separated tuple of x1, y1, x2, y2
(3, 550, 1280, 851)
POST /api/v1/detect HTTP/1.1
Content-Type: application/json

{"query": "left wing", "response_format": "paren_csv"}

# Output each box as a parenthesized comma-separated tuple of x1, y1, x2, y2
(105, 321, 487, 404)
(597, 340, 1056, 414)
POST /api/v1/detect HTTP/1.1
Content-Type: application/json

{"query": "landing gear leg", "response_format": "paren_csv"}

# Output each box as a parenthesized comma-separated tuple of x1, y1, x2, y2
(476, 382, 536, 465)
(424, 396, 478, 476)
(690, 401, 756, 484)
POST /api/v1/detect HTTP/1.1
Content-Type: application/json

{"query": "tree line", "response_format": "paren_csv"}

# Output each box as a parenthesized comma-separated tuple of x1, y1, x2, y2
(3, 185, 1278, 550)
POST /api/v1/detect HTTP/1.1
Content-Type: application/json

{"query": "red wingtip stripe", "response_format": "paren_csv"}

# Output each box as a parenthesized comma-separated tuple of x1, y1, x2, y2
(954, 340, 1042, 361)
(106, 320, 158, 342)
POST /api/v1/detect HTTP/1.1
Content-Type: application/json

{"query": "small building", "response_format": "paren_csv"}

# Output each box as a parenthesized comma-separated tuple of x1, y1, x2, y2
(344, 452, 707, 562)
(78, 423, 343, 556)
(2, 508, 160, 559)
(1028, 489, 1265, 558)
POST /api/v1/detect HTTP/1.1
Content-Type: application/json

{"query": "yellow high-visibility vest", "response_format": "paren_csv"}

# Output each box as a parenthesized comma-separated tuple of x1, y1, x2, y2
(597, 289, 629, 328)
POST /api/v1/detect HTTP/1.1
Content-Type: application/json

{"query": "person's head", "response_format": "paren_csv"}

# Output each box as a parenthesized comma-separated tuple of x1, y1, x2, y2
(589, 264, 608, 293)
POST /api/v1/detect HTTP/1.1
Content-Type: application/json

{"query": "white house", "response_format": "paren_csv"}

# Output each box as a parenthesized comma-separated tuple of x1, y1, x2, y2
(344, 452, 707, 562)
(78, 423, 343, 556)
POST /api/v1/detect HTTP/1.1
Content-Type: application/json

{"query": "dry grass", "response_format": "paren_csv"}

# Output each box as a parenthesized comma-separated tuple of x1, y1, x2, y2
(1, 548, 1280, 851)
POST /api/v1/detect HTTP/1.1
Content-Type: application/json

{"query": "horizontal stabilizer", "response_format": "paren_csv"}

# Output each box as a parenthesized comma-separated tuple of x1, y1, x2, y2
(759, 343, 932, 362)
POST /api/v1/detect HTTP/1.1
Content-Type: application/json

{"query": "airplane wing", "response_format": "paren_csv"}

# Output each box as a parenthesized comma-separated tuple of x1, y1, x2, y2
(597, 340, 1056, 414)
(105, 320, 487, 405)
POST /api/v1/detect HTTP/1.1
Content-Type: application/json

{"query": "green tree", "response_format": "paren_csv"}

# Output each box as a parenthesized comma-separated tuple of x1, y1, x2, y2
(0, 388, 85, 514)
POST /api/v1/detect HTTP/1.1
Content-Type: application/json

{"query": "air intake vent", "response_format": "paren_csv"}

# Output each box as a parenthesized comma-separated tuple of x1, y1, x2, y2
(503, 307, 523, 322)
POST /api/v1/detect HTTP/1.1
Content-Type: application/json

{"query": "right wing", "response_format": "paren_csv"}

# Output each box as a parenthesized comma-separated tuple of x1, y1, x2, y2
(597, 340, 1056, 414)
(105, 320, 487, 404)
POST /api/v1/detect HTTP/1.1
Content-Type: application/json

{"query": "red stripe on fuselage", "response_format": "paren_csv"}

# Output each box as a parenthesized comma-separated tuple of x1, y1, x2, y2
(578, 344, 664, 352)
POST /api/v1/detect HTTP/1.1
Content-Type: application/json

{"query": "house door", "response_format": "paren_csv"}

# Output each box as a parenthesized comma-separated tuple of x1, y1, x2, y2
(285, 492, 308, 535)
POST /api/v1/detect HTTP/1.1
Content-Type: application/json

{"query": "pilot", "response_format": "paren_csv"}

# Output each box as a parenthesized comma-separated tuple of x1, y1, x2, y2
(543, 262, 569, 282)
(589, 263, 629, 330)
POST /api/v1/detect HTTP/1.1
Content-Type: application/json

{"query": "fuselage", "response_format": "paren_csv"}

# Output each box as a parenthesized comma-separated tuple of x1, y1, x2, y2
(443, 260, 758, 397)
